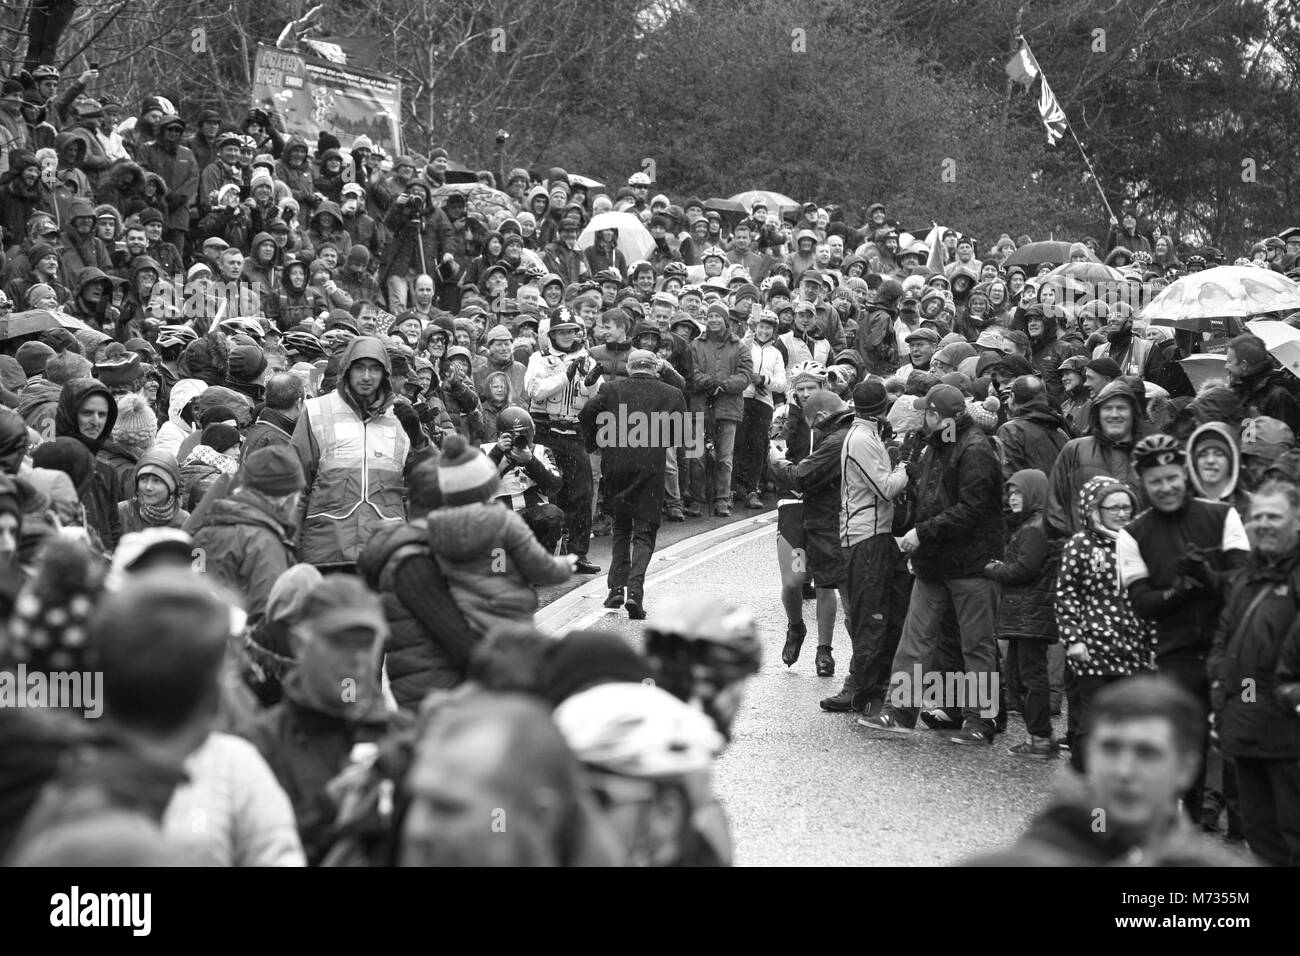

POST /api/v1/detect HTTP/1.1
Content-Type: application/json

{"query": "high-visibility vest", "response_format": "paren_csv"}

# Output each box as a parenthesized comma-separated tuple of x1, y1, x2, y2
(301, 390, 409, 565)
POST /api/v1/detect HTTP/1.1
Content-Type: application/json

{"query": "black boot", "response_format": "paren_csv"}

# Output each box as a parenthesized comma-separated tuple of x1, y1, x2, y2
(782, 622, 806, 666)
(815, 645, 835, 677)
(603, 588, 624, 609)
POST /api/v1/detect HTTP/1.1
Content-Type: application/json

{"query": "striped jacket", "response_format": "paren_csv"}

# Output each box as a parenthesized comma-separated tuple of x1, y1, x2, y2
(840, 416, 909, 547)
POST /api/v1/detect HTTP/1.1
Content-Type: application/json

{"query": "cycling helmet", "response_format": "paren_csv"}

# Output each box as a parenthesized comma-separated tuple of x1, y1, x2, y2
(626, 259, 655, 281)
(627, 171, 652, 187)
(1131, 433, 1186, 472)
(281, 330, 325, 361)
(788, 360, 829, 384)
(700, 245, 727, 263)
(662, 261, 688, 280)
(520, 258, 546, 280)
(553, 681, 724, 779)
(155, 324, 198, 350)
(1185, 254, 1207, 269)
(217, 316, 265, 343)
(644, 597, 762, 696)
(595, 267, 623, 287)
(320, 327, 357, 352)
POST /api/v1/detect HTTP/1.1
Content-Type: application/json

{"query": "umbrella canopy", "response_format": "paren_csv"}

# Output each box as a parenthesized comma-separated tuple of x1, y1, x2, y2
(428, 183, 515, 223)
(578, 211, 655, 263)
(568, 173, 604, 190)
(1246, 319, 1300, 380)
(703, 197, 748, 224)
(1142, 267, 1300, 323)
(0, 309, 60, 341)
(1003, 241, 1096, 269)
(1042, 261, 1123, 285)
(442, 169, 479, 185)
(730, 190, 799, 214)
(1179, 354, 1228, 391)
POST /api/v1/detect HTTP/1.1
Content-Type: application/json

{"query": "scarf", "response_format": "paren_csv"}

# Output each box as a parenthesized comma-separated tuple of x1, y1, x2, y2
(188, 444, 239, 475)
(138, 495, 179, 527)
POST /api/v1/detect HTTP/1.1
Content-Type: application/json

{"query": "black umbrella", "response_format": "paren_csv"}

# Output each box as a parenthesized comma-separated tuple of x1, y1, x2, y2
(1003, 241, 1096, 269)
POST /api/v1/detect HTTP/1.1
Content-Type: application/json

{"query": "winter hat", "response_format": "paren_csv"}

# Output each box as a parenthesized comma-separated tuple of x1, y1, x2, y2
(94, 352, 143, 387)
(134, 452, 179, 497)
(32, 437, 95, 493)
(250, 169, 274, 191)
(15, 341, 55, 377)
(2, 537, 104, 672)
(24, 283, 57, 309)
(198, 404, 238, 429)
(201, 422, 241, 453)
(1085, 357, 1123, 380)
(228, 344, 267, 382)
(485, 324, 513, 345)
(112, 393, 157, 451)
(242, 445, 305, 496)
(1068, 242, 1090, 261)
(437, 433, 500, 506)
(852, 380, 889, 417)
(40, 328, 78, 355)
(538, 629, 653, 706)
(27, 242, 57, 266)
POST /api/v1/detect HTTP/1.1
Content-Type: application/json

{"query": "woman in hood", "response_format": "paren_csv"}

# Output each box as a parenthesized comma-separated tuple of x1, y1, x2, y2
(584, 227, 627, 278)
(52, 378, 122, 551)
(306, 200, 352, 259)
(1187, 422, 1242, 511)
(154, 377, 206, 458)
(462, 230, 506, 290)
(119, 448, 189, 534)
(984, 469, 1059, 758)
(1055, 474, 1156, 770)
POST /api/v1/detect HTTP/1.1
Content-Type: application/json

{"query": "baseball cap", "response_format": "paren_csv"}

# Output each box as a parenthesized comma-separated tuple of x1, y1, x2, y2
(913, 384, 966, 418)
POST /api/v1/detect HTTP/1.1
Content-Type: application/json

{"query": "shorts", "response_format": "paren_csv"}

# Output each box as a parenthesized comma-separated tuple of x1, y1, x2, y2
(776, 499, 805, 546)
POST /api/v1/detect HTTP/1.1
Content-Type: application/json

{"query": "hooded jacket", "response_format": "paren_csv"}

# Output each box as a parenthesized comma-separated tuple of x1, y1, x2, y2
(306, 200, 352, 258)
(1232, 366, 1300, 436)
(1209, 541, 1300, 760)
(911, 412, 1005, 578)
(54, 377, 122, 549)
(117, 447, 189, 535)
(1186, 422, 1240, 504)
(1027, 318, 1082, 402)
(425, 501, 572, 638)
(984, 469, 1057, 640)
(154, 378, 206, 459)
(1046, 378, 1148, 539)
(996, 395, 1070, 484)
(1055, 475, 1155, 674)
(291, 337, 414, 566)
(60, 199, 112, 280)
(273, 136, 316, 211)
(136, 127, 199, 231)
(190, 489, 296, 624)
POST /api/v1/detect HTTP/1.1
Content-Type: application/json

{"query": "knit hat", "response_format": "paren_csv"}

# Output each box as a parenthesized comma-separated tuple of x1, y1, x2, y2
(242, 445, 305, 496)
(94, 352, 143, 387)
(112, 393, 157, 450)
(485, 324, 513, 345)
(228, 344, 267, 382)
(1085, 357, 1123, 380)
(437, 433, 500, 506)
(24, 283, 57, 309)
(538, 629, 653, 706)
(852, 380, 889, 417)
(1068, 242, 1090, 261)
(15, 341, 55, 377)
(27, 241, 57, 266)
(2, 537, 104, 672)
(201, 422, 241, 453)
(250, 169, 274, 191)
(135, 453, 178, 497)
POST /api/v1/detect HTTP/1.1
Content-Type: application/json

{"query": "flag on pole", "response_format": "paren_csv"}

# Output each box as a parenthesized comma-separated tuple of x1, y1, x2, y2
(1004, 42, 1038, 89)
(1037, 79, 1067, 146)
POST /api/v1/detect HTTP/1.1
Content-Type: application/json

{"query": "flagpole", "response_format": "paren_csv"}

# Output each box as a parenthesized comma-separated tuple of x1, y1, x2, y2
(1019, 35, 1117, 224)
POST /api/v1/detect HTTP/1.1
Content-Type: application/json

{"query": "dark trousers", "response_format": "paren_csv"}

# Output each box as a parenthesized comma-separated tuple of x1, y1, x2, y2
(1065, 670, 1124, 773)
(1158, 655, 1210, 822)
(1007, 639, 1052, 738)
(733, 398, 772, 496)
(1233, 757, 1300, 867)
(608, 514, 659, 600)
(520, 502, 564, 553)
(844, 535, 909, 705)
(538, 428, 592, 557)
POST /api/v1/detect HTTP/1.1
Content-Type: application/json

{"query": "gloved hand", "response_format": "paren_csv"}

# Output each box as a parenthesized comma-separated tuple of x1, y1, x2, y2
(584, 365, 603, 387)
(567, 358, 582, 381)
(903, 460, 921, 482)
(1175, 546, 1211, 585)
(393, 400, 426, 446)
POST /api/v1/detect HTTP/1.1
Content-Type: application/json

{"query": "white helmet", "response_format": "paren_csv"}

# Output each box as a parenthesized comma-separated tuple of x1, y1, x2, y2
(553, 682, 724, 779)
(627, 171, 652, 187)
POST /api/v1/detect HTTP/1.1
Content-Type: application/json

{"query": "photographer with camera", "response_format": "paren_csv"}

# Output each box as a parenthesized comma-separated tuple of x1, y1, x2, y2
(378, 178, 452, 312)
(484, 406, 565, 552)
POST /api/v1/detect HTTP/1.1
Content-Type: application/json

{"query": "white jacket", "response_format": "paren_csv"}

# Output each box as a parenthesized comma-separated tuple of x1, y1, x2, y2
(744, 340, 788, 407)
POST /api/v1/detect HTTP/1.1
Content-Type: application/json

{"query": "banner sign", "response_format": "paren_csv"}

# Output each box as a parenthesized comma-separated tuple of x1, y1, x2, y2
(251, 43, 402, 158)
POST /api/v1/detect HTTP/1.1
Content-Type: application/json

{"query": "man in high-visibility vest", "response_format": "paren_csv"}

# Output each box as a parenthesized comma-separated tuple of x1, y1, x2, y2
(292, 336, 431, 570)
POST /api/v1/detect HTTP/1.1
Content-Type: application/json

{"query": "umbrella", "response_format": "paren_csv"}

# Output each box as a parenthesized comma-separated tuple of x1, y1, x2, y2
(1246, 319, 1300, 379)
(578, 211, 655, 263)
(0, 309, 60, 340)
(1042, 261, 1123, 285)
(428, 183, 515, 222)
(703, 197, 748, 223)
(1003, 241, 1097, 269)
(1142, 267, 1300, 323)
(568, 173, 604, 190)
(1179, 354, 1228, 391)
(730, 190, 800, 214)
(442, 169, 479, 184)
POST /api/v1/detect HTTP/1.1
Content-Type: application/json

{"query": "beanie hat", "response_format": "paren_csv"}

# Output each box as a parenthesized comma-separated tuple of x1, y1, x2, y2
(538, 629, 653, 706)
(201, 422, 241, 453)
(485, 324, 513, 344)
(852, 380, 889, 417)
(112, 393, 157, 450)
(1068, 242, 1090, 261)
(197, 404, 238, 429)
(250, 169, 274, 191)
(137, 206, 164, 226)
(24, 283, 56, 309)
(242, 445, 306, 496)
(228, 344, 267, 382)
(437, 433, 500, 506)
(40, 328, 78, 354)
(135, 458, 178, 497)
(16, 341, 55, 377)
(1085, 357, 1123, 380)
(94, 352, 143, 387)
(3, 537, 104, 672)
(27, 241, 57, 266)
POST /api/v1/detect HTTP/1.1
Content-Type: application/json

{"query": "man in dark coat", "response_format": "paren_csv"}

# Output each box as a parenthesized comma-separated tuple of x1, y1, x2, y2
(580, 349, 687, 619)
(996, 375, 1070, 483)
(242, 373, 304, 459)
(1226, 334, 1300, 436)
(1210, 480, 1300, 866)
(53, 377, 121, 550)
(860, 384, 1004, 743)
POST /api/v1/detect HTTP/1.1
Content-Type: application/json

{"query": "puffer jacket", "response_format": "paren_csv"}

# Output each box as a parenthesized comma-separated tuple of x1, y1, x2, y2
(984, 469, 1057, 641)
(1045, 378, 1148, 539)
(291, 337, 418, 566)
(273, 136, 316, 211)
(136, 133, 199, 232)
(1055, 476, 1155, 675)
(357, 521, 478, 710)
(1028, 321, 1083, 402)
(1209, 543, 1300, 759)
(306, 201, 352, 258)
(190, 490, 296, 624)
(996, 398, 1070, 484)
(744, 338, 787, 408)
(911, 413, 1004, 579)
(688, 328, 754, 423)
(425, 502, 572, 638)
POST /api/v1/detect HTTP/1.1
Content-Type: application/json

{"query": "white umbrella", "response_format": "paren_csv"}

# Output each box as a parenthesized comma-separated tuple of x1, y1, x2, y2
(578, 211, 655, 263)
(1179, 354, 1228, 391)
(1246, 319, 1300, 379)
(1142, 266, 1300, 324)
(568, 173, 605, 190)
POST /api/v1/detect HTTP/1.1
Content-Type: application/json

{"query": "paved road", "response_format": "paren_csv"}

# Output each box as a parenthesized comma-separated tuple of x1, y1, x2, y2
(541, 525, 1071, 866)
